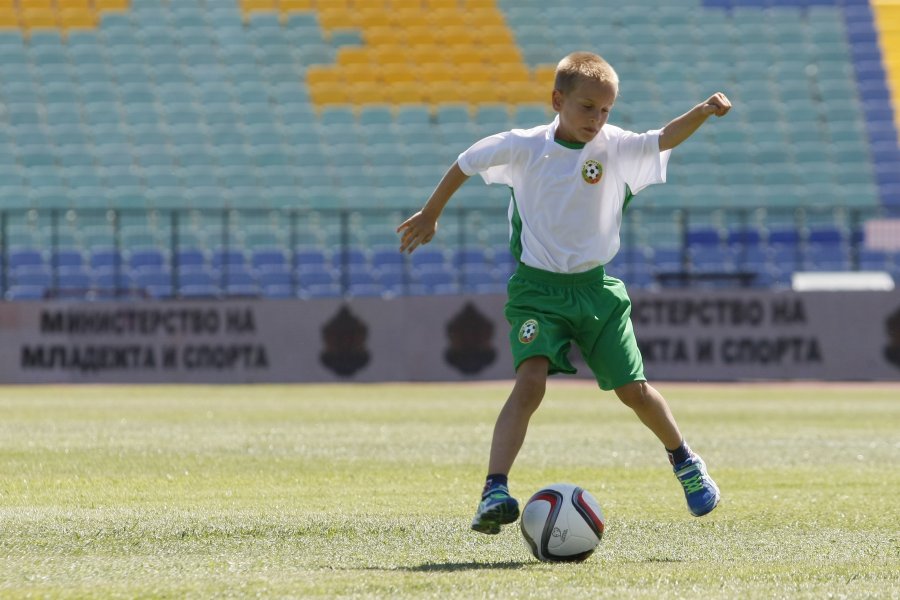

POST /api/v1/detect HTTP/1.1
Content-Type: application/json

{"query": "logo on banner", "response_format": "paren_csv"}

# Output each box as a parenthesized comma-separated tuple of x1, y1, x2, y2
(444, 302, 496, 375)
(886, 305, 900, 370)
(320, 304, 370, 377)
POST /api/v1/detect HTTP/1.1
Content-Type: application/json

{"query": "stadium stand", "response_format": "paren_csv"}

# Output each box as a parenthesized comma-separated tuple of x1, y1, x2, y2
(0, 0, 897, 300)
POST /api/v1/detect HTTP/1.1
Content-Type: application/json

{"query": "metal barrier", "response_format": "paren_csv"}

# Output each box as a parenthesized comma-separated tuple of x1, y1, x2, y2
(0, 204, 885, 300)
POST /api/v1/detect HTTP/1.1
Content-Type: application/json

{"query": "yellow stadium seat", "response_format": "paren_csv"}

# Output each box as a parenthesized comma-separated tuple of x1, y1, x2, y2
(380, 64, 417, 84)
(533, 65, 557, 89)
(445, 45, 484, 65)
(425, 0, 459, 9)
(21, 8, 58, 29)
(60, 8, 97, 28)
(93, 0, 129, 11)
(310, 81, 352, 105)
(241, 0, 277, 10)
(388, 7, 428, 27)
(483, 43, 523, 63)
(357, 7, 392, 28)
(364, 25, 401, 46)
(348, 81, 389, 104)
(492, 62, 530, 84)
(316, 7, 356, 29)
(427, 81, 472, 105)
(420, 62, 456, 84)
(463, 7, 506, 28)
(0, 9, 18, 28)
(461, 81, 505, 104)
(390, 0, 423, 10)
(372, 45, 408, 66)
(307, 65, 343, 86)
(477, 24, 514, 44)
(437, 25, 476, 45)
(456, 63, 494, 84)
(501, 80, 548, 104)
(405, 25, 437, 45)
(384, 81, 429, 104)
(407, 43, 446, 65)
(280, 0, 314, 10)
(21, 0, 55, 9)
(58, 0, 93, 9)
(342, 62, 380, 84)
(336, 46, 371, 66)
(315, 0, 354, 8)
(0, 0, 14, 7)
(425, 7, 466, 27)
(462, 0, 496, 9)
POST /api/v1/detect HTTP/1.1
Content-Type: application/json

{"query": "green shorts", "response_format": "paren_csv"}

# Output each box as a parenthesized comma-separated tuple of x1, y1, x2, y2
(505, 263, 646, 391)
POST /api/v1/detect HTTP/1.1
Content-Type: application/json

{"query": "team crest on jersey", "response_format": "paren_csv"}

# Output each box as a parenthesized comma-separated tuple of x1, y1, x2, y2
(582, 160, 603, 184)
(518, 319, 539, 344)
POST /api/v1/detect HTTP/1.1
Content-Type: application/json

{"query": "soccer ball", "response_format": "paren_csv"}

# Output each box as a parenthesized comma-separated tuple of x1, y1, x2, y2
(581, 160, 602, 184)
(520, 483, 605, 562)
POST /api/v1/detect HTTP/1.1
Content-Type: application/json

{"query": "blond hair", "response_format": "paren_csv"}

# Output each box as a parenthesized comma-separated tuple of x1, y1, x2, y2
(554, 52, 619, 94)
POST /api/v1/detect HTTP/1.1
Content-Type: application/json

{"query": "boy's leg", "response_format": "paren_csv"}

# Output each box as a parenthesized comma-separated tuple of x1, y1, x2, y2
(471, 356, 549, 535)
(488, 356, 549, 475)
(615, 381, 720, 517)
(614, 381, 682, 450)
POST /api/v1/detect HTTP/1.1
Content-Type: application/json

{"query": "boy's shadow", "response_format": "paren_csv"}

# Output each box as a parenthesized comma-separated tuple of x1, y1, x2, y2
(405, 561, 528, 572)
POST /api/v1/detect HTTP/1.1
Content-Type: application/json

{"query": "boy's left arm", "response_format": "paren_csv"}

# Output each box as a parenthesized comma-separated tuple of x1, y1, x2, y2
(658, 93, 731, 152)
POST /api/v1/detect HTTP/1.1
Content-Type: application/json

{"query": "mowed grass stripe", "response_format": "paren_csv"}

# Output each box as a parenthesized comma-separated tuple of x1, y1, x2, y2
(1, 383, 898, 599)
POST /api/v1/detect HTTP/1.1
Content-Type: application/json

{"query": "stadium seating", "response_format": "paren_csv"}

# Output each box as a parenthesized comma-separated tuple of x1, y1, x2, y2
(0, 0, 897, 300)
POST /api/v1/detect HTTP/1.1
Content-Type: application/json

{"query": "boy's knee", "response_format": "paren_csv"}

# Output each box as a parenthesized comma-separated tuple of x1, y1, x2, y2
(514, 356, 549, 398)
(615, 381, 650, 407)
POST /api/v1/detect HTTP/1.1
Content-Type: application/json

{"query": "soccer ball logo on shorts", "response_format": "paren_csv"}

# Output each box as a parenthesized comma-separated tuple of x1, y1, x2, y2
(518, 319, 539, 344)
(581, 160, 603, 184)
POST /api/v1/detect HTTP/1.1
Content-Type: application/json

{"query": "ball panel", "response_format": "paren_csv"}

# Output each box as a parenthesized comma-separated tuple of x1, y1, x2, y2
(572, 488, 605, 541)
(520, 489, 563, 562)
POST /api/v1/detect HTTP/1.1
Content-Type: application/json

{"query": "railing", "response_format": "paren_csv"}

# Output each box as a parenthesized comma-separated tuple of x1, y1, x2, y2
(0, 204, 886, 300)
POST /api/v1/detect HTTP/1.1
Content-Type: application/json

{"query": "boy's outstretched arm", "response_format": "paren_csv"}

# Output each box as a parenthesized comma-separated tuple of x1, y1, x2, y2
(658, 92, 732, 152)
(397, 162, 470, 254)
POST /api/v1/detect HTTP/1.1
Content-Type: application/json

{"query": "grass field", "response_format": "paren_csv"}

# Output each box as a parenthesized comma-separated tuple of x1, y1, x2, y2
(1, 382, 898, 599)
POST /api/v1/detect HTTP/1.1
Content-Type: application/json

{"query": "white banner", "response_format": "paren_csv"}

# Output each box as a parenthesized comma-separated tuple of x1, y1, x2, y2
(0, 290, 898, 383)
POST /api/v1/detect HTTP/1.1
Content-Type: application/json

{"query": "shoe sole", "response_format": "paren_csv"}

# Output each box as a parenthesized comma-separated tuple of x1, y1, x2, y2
(471, 502, 520, 535)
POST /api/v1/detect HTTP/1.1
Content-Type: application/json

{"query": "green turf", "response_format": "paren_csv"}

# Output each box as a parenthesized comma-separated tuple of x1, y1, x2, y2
(1, 383, 898, 599)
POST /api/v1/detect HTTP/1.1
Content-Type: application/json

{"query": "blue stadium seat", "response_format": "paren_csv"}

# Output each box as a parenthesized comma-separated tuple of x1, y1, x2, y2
(5, 285, 47, 300)
(12, 266, 52, 288)
(90, 248, 123, 270)
(9, 249, 45, 269)
(298, 265, 337, 287)
(252, 248, 288, 269)
(410, 248, 447, 269)
(685, 228, 722, 247)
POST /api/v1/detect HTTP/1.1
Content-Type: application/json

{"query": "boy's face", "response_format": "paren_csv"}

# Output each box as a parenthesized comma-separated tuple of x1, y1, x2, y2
(552, 78, 618, 144)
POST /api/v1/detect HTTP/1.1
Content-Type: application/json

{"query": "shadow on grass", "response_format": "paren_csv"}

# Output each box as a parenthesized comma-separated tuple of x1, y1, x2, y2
(405, 561, 528, 572)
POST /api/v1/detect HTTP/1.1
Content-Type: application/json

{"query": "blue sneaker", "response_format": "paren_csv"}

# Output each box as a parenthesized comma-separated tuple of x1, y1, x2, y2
(674, 455, 720, 517)
(471, 485, 520, 535)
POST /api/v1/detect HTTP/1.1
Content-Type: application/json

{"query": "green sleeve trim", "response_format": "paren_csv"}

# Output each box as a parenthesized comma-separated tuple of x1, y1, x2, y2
(509, 187, 523, 263)
(623, 184, 634, 213)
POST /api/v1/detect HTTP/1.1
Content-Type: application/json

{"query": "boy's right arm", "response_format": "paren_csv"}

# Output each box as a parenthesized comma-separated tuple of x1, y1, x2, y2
(397, 162, 469, 254)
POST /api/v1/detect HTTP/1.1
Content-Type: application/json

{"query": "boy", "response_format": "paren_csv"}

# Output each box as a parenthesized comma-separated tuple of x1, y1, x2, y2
(397, 52, 731, 534)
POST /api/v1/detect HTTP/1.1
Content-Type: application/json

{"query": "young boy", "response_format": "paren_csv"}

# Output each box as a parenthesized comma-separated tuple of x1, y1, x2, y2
(397, 52, 731, 534)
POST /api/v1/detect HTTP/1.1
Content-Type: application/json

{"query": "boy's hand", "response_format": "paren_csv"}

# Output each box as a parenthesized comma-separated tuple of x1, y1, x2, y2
(700, 93, 731, 117)
(397, 211, 437, 253)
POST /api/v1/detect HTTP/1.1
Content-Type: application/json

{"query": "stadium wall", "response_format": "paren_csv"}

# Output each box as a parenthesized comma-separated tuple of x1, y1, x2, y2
(1, 290, 899, 384)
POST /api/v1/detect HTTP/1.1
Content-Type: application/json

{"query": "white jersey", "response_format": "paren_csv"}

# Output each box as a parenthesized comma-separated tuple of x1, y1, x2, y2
(457, 115, 671, 273)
